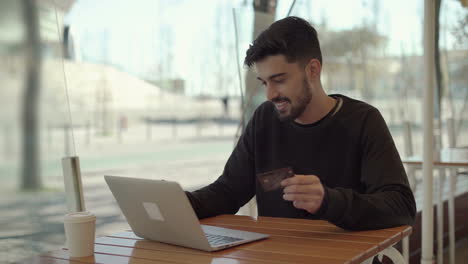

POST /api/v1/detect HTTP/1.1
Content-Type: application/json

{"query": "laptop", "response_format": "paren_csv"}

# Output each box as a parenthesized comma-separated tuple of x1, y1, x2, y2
(104, 175, 269, 251)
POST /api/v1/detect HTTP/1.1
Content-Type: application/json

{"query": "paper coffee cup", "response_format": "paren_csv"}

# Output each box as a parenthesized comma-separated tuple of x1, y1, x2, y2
(64, 211, 96, 257)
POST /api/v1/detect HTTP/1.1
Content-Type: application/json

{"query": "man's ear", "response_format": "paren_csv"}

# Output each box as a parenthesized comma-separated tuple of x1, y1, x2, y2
(305, 58, 321, 80)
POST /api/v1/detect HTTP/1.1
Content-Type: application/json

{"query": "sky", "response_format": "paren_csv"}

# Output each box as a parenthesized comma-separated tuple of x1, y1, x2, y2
(64, 0, 466, 96)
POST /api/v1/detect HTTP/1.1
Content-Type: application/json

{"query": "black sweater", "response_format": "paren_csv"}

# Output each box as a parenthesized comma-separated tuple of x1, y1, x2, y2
(186, 95, 416, 230)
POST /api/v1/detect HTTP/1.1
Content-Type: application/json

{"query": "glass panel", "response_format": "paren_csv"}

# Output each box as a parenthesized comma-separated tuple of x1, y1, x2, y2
(0, 0, 73, 262)
(439, 0, 468, 147)
(287, 0, 467, 204)
(63, 0, 249, 245)
(287, 0, 423, 154)
(286, 0, 466, 156)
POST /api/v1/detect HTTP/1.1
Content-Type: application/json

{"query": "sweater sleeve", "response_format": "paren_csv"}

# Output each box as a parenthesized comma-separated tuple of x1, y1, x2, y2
(319, 108, 416, 230)
(185, 118, 257, 219)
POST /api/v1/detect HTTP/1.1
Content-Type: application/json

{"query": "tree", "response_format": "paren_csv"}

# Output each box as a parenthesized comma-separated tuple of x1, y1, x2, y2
(448, 5, 468, 142)
(433, 0, 444, 152)
(320, 25, 386, 98)
(21, 0, 42, 190)
(243, 0, 277, 127)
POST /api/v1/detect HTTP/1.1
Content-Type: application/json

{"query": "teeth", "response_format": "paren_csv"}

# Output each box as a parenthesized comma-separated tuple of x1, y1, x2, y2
(275, 102, 287, 110)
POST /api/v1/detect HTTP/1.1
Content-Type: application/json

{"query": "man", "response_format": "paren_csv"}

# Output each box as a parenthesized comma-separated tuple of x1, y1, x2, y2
(186, 16, 416, 230)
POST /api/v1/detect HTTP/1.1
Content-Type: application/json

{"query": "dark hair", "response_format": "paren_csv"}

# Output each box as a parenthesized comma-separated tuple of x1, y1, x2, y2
(244, 16, 322, 67)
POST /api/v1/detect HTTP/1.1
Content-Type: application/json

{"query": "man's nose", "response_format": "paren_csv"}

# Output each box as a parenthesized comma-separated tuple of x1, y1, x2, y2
(266, 84, 279, 101)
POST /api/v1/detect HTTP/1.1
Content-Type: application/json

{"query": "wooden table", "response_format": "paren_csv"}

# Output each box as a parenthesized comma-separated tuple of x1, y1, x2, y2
(29, 215, 411, 264)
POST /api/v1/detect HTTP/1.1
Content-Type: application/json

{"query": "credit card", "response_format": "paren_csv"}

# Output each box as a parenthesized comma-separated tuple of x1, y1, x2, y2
(257, 167, 294, 192)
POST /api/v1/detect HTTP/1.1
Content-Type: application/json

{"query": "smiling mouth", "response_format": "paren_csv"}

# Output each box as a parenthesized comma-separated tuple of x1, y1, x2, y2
(275, 101, 289, 112)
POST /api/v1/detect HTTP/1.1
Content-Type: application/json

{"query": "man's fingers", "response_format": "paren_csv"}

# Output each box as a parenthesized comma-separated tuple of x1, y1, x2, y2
(283, 184, 323, 195)
(292, 200, 321, 213)
(279, 175, 325, 214)
(283, 193, 322, 201)
(281, 175, 320, 186)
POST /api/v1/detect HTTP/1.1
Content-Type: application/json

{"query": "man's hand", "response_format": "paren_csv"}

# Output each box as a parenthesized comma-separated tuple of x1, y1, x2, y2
(281, 175, 325, 214)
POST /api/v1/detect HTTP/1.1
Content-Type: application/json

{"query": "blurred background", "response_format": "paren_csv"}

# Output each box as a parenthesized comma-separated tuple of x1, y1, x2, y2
(0, 0, 466, 263)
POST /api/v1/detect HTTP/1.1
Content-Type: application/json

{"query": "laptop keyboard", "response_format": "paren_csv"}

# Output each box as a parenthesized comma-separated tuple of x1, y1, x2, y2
(205, 233, 243, 246)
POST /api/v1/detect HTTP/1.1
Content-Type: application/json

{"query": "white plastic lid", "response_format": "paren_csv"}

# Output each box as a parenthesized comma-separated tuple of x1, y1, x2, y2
(64, 211, 96, 223)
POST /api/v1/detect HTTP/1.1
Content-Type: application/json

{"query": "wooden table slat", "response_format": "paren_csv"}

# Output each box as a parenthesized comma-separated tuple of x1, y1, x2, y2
(203, 220, 405, 237)
(202, 223, 385, 243)
(202, 215, 334, 227)
(94, 244, 285, 264)
(108, 231, 378, 251)
(42, 249, 170, 264)
(96, 237, 350, 264)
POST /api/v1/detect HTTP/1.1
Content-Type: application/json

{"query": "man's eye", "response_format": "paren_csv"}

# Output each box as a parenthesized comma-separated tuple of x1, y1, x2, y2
(273, 79, 285, 84)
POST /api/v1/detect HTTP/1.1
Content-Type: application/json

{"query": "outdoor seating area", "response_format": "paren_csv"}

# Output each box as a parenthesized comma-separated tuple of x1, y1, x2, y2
(1, 0, 467, 264)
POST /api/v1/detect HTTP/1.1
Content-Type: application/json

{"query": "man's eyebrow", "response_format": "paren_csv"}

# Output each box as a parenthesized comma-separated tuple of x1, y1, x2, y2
(256, 73, 287, 82)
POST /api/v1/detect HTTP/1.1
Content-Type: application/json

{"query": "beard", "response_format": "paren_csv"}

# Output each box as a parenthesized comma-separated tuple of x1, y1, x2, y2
(273, 79, 312, 122)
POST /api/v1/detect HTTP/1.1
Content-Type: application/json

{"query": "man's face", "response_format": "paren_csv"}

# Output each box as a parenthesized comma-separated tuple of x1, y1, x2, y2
(255, 55, 312, 122)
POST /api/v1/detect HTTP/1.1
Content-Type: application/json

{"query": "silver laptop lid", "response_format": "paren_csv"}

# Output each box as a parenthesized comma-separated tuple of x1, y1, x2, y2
(104, 175, 212, 251)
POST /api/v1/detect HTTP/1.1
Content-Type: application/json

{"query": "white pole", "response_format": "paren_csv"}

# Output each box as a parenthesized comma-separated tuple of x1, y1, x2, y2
(436, 169, 445, 264)
(421, 1, 436, 264)
(447, 117, 456, 264)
